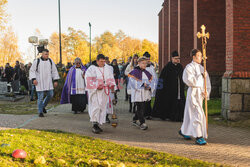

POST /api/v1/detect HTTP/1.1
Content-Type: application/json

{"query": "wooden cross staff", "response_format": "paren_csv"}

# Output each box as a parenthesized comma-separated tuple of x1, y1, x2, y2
(197, 25, 210, 133)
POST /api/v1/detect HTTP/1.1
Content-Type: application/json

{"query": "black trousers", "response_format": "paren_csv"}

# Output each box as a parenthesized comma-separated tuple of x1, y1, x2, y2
(144, 100, 152, 117)
(133, 102, 146, 124)
(128, 95, 136, 113)
(125, 85, 128, 100)
(70, 94, 87, 112)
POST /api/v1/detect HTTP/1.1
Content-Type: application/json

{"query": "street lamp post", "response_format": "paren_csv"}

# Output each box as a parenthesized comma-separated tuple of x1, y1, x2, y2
(89, 22, 92, 64)
(28, 36, 38, 59)
(58, 0, 62, 66)
(29, 37, 48, 60)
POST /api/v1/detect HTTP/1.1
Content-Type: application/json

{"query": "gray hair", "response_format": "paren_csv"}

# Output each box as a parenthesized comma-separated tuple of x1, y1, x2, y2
(74, 57, 82, 63)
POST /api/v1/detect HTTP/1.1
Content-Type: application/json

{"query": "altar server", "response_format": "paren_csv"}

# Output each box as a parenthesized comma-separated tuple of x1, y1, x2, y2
(128, 57, 154, 130)
(29, 49, 60, 117)
(179, 49, 211, 145)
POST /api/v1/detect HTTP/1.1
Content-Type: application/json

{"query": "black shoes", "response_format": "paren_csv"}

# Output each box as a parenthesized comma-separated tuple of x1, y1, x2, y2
(106, 116, 111, 124)
(43, 108, 47, 114)
(39, 113, 44, 117)
(92, 124, 103, 134)
(140, 123, 148, 130)
(145, 116, 152, 120)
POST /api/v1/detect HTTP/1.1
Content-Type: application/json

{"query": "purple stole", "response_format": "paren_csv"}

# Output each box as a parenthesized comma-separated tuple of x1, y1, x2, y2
(128, 66, 152, 82)
(60, 65, 87, 104)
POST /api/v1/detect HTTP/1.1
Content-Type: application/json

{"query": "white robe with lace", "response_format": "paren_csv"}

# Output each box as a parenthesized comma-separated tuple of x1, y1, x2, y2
(85, 65, 116, 125)
(181, 61, 211, 139)
(146, 65, 158, 97)
(29, 58, 59, 92)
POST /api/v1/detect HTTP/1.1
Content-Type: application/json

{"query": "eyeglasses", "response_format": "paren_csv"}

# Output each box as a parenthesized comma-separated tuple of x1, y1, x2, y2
(76, 63, 81, 65)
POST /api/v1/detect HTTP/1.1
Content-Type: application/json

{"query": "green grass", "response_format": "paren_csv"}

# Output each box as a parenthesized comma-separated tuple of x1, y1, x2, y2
(0, 102, 57, 115)
(151, 97, 222, 116)
(206, 99, 250, 130)
(0, 129, 222, 167)
(151, 97, 250, 130)
(207, 99, 221, 116)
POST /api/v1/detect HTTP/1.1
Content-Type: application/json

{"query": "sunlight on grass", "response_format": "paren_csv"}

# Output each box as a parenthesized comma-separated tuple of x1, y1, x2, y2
(0, 129, 222, 167)
(0, 102, 58, 115)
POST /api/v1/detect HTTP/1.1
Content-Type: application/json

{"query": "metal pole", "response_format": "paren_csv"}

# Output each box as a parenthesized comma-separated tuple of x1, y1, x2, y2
(58, 0, 62, 66)
(89, 22, 92, 64)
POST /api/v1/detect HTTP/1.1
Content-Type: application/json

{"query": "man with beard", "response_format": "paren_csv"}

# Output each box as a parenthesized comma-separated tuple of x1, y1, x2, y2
(152, 51, 185, 122)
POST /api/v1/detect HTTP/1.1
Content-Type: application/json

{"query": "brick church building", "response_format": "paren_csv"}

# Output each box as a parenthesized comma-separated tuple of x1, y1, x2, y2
(158, 0, 250, 120)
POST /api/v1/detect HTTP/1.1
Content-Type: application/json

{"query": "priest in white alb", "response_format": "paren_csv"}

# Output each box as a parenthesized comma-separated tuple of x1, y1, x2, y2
(179, 49, 211, 145)
(85, 54, 116, 134)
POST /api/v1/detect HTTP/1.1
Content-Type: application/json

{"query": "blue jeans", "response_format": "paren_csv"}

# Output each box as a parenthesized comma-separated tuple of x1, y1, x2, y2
(37, 90, 54, 114)
(30, 85, 35, 100)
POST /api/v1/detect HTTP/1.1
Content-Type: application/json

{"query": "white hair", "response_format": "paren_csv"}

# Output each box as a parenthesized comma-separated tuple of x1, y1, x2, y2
(74, 57, 82, 63)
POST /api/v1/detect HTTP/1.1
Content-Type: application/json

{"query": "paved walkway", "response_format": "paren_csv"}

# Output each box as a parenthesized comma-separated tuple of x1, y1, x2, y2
(15, 89, 250, 166)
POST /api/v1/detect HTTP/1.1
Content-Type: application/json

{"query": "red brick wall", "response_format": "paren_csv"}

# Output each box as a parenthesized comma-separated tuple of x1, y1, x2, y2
(158, 9, 163, 70)
(180, 0, 194, 68)
(197, 0, 226, 74)
(163, 1, 169, 68)
(225, 0, 234, 73)
(233, 0, 250, 73)
(170, 0, 178, 58)
(224, 0, 250, 78)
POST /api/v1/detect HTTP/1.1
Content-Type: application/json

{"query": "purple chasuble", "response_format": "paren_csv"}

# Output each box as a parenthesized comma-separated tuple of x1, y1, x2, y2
(60, 65, 87, 104)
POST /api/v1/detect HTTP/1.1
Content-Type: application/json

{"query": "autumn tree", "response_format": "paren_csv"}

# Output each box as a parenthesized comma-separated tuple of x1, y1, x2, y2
(48, 28, 158, 65)
(0, 27, 22, 67)
(0, 1, 21, 67)
(0, 0, 8, 30)
(48, 32, 68, 65)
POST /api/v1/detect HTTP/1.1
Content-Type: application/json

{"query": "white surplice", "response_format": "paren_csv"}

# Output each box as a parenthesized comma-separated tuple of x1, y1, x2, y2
(85, 64, 116, 125)
(29, 58, 60, 92)
(129, 72, 153, 103)
(105, 63, 116, 115)
(125, 63, 134, 95)
(71, 68, 85, 95)
(106, 91, 115, 115)
(146, 65, 158, 97)
(181, 61, 211, 139)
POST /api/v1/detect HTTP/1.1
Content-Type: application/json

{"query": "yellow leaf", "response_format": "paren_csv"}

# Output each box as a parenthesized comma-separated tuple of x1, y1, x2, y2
(34, 156, 46, 164)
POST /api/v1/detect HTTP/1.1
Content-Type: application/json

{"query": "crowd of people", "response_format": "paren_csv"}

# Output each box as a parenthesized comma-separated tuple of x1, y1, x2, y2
(59, 48, 210, 145)
(0, 47, 211, 146)
(0, 61, 35, 99)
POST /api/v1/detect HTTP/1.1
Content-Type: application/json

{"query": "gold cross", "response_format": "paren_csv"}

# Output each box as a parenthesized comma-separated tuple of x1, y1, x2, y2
(197, 25, 210, 39)
(197, 25, 210, 59)
(196, 24, 210, 135)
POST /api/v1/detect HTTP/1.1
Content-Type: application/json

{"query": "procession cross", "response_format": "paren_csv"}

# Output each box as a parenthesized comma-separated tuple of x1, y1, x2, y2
(197, 25, 209, 134)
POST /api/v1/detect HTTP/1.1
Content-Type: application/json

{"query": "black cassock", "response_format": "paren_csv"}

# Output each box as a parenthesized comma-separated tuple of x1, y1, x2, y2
(70, 94, 87, 112)
(152, 62, 185, 122)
